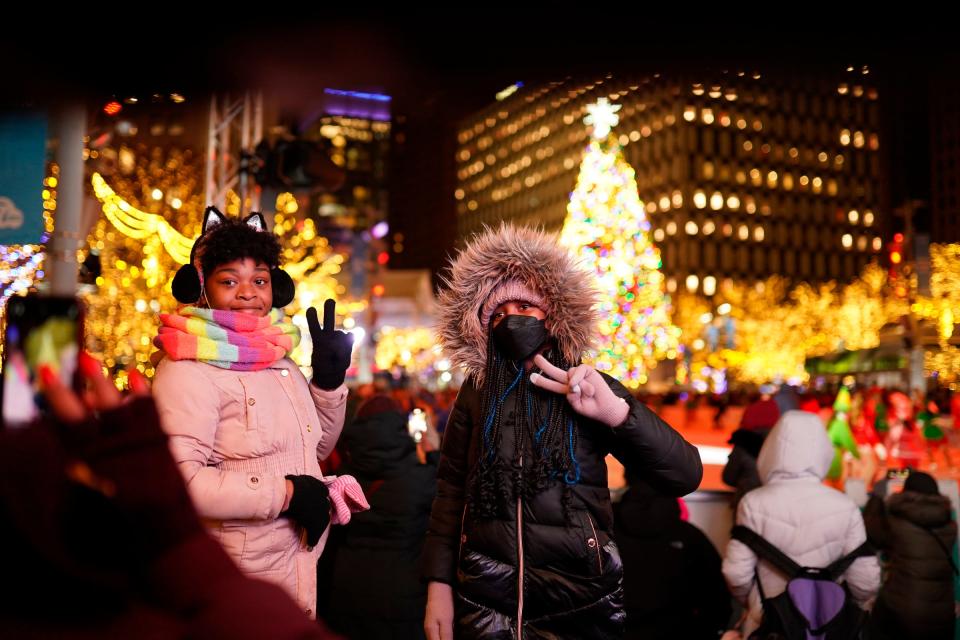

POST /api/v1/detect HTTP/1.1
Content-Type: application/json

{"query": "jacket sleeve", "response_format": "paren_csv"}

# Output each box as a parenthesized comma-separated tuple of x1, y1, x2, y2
(862, 493, 891, 550)
(153, 360, 287, 522)
(840, 504, 881, 609)
(308, 382, 348, 462)
(685, 527, 734, 636)
(721, 447, 745, 488)
(602, 374, 703, 496)
(420, 380, 477, 585)
(722, 497, 761, 604)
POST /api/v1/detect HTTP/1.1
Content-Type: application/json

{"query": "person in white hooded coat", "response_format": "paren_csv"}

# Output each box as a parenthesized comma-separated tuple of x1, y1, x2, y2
(722, 410, 880, 637)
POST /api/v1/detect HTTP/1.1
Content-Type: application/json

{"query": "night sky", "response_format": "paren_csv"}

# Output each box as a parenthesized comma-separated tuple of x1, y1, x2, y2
(4, 18, 955, 273)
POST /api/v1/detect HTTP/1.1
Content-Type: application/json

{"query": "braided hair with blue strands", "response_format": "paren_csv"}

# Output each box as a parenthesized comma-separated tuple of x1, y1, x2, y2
(468, 328, 583, 522)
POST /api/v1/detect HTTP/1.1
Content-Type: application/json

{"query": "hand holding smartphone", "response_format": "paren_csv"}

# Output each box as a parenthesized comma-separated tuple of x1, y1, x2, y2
(408, 408, 427, 443)
(1, 294, 84, 429)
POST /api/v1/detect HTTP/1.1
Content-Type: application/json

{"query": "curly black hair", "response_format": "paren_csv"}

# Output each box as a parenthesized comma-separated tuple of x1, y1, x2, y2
(196, 220, 283, 277)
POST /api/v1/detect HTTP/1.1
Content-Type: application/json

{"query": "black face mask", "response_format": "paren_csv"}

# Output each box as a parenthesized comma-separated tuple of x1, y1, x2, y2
(491, 315, 549, 362)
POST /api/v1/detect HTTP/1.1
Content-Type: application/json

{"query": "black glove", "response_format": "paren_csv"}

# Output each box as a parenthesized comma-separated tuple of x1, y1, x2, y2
(281, 475, 331, 547)
(306, 298, 354, 390)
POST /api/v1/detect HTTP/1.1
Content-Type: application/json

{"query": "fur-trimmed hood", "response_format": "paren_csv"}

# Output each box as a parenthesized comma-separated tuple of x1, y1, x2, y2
(436, 224, 598, 385)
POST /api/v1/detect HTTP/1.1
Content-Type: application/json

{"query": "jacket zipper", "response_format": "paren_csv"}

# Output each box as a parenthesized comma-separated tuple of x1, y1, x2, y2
(587, 513, 603, 575)
(516, 454, 524, 638)
(458, 504, 468, 562)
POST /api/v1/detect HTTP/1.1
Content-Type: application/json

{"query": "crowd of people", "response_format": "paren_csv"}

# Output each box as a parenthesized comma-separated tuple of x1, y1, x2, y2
(3, 216, 959, 639)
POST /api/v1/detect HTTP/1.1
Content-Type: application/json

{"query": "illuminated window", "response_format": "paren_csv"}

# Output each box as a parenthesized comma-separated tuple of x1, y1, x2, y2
(694, 190, 707, 209)
(703, 277, 717, 296)
(710, 192, 724, 210)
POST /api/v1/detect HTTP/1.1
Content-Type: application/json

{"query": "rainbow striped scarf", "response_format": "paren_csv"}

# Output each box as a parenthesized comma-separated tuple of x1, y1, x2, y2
(154, 306, 301, 371)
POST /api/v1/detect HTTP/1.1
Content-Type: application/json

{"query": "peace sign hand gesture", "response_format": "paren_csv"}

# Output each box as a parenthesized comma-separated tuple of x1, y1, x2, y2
(529, 354, 629, 427)
(306, 299, 354, 390)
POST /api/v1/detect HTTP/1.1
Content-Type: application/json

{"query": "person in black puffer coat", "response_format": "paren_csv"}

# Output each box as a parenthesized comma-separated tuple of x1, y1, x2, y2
(321, 395, 438, 640)
(864, 470, 958, 640)
(722, 428, 765, 512)
(615, 471, 732, 639)
(421, 225, 703, 640)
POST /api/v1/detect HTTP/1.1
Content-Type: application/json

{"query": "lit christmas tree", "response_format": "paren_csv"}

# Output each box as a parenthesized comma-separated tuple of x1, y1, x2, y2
(560, 98, 680, 388)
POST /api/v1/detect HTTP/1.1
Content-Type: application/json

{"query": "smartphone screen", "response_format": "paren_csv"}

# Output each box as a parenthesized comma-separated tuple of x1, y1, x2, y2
(1, 295, 83, 428)
(408, 408, 427, 443)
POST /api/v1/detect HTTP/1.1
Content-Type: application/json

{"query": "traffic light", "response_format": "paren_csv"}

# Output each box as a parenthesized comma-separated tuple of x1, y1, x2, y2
(888, 233, 903, 272)
(890, 233, 903, 263)
(888, 233, 907, 298)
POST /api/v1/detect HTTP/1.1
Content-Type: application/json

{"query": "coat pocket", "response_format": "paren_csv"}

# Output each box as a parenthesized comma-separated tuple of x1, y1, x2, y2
(210, 522, 248, 565)
(237, 377, 260, 433)
(583, 511, 605, 576)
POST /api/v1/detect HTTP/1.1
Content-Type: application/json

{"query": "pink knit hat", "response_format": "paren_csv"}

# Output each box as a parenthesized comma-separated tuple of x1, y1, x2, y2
(479, 279, 546, 328)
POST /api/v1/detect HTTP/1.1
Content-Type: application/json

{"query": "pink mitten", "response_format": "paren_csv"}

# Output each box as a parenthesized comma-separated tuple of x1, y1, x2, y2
(322, 475, 370, 525)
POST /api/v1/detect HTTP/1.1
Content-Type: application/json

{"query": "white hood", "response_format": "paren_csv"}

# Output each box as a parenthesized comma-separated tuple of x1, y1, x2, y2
(756, 410, 833, 484)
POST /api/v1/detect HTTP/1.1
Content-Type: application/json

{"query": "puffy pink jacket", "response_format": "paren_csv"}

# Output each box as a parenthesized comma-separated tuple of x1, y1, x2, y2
(152, 356, 347, 618)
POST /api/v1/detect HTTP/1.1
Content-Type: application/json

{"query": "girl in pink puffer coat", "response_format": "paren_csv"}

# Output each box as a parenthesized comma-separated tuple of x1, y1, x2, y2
(152, 207, 355, 617)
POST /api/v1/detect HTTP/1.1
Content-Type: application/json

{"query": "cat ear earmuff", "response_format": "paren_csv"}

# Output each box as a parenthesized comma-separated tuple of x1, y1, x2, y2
(237, 212, 296, 309)
(239, 212, 295, 308)
(171, 206, 227, 304)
